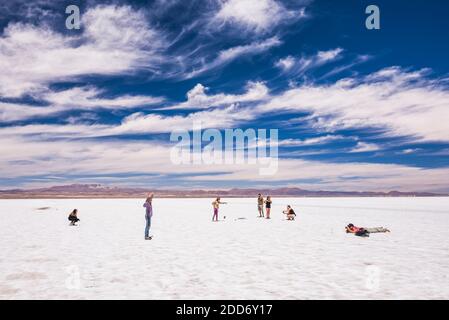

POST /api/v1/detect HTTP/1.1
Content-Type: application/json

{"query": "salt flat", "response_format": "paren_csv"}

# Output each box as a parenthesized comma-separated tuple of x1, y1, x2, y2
(0, 197, 448, 299)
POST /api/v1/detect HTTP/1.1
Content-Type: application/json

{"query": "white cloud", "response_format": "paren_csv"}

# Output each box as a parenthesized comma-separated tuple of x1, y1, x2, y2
(176, 157, 449, 192)
(0, 123, 109, 139)
(316, 48, 343, 63)
(40, 87, 164, 110)
(0, 103, 255, 138)
(258, 67, 449, 142)
(278, 135, 345, 147)
(186, 84, 208, 102)
(0, 102, 57, 122)
(349, 142, 380, 153)
(275, 56, 295, 71)
(184, 37, 281, 78)
(0, 87, 164, 122)
(275, 48, 343, 75)
(320, 54, 371, 79)
(401, 148, 419, 154)
(214, 0, 301, 33)
(186, 159, 449, 191)
(218, 36, 281, 61)
(0, 5, 165, 98)
(1, 58, 448, 191)
(105, 104, 256, 136)
(82, 5, 160, 50)
(1, 135, 449, 192)
(0, 3, 292, 97)
(164, 81, 269, 110)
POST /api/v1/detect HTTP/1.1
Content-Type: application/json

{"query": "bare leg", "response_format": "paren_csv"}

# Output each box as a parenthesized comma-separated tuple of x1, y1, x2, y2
(365, 227, 390, 233)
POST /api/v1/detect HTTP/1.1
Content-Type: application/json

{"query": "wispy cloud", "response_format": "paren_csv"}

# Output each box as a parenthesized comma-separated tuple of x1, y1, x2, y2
(0, 5, 166, 98)
(2, 135, 449, 192)
(107, 104, 255, 135)
(275, 48, 344, 75)
(40, 87, 164, 110)
(320, 54, 371, 79)
(278, 135, 345, 147)
(400, 148, 420, 154)
(183, 36, 282, 78)
(0, 2, 302, 93)
(1, 87, 164, 122)
(349, 141, 380, 153)
(0, 103, 255, 138)
(260, 67, 449, 142)
(0, 1, 448, 192)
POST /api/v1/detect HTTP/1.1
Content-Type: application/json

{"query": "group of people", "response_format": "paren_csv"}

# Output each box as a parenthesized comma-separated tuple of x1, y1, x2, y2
(67, 193, 390, 240)
(211, 194, 297, 222)
(257, 194, 272, 218)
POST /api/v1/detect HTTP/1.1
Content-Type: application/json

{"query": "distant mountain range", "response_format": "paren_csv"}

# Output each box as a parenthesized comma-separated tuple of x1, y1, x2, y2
(0, 184, 446, 198)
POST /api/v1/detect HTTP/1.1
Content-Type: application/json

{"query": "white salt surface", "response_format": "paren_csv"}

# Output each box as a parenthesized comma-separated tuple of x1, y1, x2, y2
(0, 197, 448, 299)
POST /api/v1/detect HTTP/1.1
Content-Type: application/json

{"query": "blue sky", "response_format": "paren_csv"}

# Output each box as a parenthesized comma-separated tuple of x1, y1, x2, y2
(1, 0, 449, 192)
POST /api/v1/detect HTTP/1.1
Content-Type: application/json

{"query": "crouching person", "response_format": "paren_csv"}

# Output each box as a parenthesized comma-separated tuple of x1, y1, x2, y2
(68, 209, 80, 226)
(283, 205, 296, 221)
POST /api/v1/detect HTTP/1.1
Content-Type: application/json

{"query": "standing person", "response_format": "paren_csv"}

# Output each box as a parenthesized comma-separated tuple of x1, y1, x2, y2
(257, 194, 264, 218)
(68, 209, 80, 226)
(282, 205, 296, 221)
(212, 197, 227, 222)
(265, 196, 272, 219)
(143, 193, 154, 240)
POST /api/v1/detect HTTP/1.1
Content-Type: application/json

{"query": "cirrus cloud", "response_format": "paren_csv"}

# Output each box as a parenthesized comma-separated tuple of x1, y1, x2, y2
(259, 67, 449, 142)
(0, 5, 166, 98)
